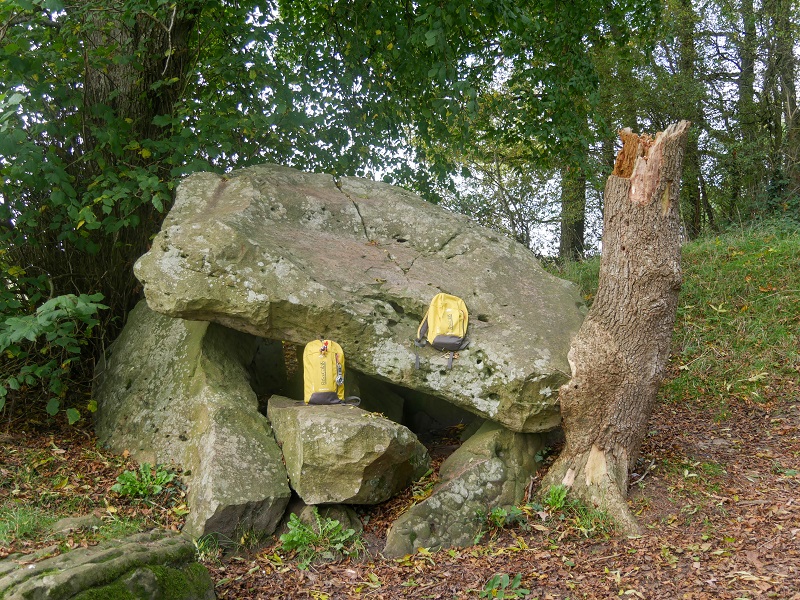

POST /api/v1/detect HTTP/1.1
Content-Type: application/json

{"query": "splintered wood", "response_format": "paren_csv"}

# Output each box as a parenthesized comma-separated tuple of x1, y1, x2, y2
(612, 128, 653, 178)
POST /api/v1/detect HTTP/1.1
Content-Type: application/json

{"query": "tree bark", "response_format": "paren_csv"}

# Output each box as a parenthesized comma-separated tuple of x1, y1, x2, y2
(559, 163, 587, 261)
(540, 121, 691, 535)
(728, 0, 758, 219)
(675, 0, 702, 238)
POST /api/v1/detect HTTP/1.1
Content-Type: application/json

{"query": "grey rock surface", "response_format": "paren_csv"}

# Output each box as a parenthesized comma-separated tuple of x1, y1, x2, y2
(134, 163, 584, 432)
(383, 422, 544, 557)
(0, 529, 214, 600)
(94, 301, 291, 539)
(267, 396, 430, 505)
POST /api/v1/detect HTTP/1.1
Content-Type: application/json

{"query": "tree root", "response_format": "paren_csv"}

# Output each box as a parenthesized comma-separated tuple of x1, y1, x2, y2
(540, 444, 642, 537)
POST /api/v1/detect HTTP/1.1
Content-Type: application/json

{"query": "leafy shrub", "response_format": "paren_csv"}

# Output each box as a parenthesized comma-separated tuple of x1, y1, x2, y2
(0, 293, 107, 423)
(278, 509, 365, 570)
(111, 463, 176, 498)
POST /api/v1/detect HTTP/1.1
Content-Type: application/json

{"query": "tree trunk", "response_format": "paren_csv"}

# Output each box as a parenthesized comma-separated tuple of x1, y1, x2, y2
(559, 164, 586, 261)
(76, 1, 202, 320)
(729, 0, 759, 219)
(675, 0, 702, 238)
(770, 0, 799, 195)
(540, 121, 691, 535)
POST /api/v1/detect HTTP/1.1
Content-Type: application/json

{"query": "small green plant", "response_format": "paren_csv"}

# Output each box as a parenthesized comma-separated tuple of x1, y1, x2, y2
(534, 446, 552, 463)
(111, 463, 176, 498)
(479, 573, 530, 598)
(543, 484, 568, 510)
(537, 485, 615, 538)
(570, 502, 616, 538)
(771, 462, 799, 476)
(411, 468, 436, 502)
(487, 505, 524, 529)
(194, 534, 223, 564)
(278, 509, 365, 570)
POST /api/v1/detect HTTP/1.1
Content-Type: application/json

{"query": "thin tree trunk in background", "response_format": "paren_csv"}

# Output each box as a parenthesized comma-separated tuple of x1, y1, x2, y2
(761, 0, 796, 194)
(676, 0, 702, 238)
(559, 164, 587, 260)
(770, 0, 799, 196)
(730, 0, 758, 218)
(541, 121, 690, 535)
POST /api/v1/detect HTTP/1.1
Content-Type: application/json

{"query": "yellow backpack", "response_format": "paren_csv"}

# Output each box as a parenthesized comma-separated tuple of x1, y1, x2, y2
(415, 293, 469, 369)
(303, 340, 360, 405)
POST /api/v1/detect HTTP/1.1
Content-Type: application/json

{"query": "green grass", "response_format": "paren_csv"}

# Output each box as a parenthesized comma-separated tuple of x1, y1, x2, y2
(545, 256, 601, 306)
(0, 505, 56, 546)
(0, 436, 185, 555)
(0, 502, 148, 550)
(666, 221, 799, 411)
(550, 220, 800, 412)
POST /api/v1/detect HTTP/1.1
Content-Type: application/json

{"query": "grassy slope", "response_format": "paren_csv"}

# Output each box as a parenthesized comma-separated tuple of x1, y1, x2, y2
(552, 219, 800, 414)
(2, 220, 799, 598)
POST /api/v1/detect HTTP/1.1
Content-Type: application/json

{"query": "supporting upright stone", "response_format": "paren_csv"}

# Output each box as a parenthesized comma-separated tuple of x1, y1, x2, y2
(383, 422, 545, 557)
(94, 302, 291, 539)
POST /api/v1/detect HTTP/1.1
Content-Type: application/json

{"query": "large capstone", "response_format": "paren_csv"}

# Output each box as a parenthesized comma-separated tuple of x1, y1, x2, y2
(94, 301, 291, 539)
(383, 421, 545, 557)
(134, 164, 585, 432)
(267, 396, 431, 505)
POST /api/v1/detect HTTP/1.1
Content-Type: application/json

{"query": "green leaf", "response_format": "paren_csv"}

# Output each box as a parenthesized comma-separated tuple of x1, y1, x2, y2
(43, 0, 65, 11)
(46, 398, 60, 415)
(66, 408, 81, 424)
(11, 0, 35, 11)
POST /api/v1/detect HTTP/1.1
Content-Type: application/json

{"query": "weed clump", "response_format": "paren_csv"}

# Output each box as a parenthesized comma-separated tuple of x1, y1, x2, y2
(278, 508, 366, 570)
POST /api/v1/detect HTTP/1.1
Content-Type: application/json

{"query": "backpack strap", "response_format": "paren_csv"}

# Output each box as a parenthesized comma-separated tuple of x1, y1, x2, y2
(414, 338, 427, 369)
(335, 352, 344, 394)
(414, 310, 430, 369)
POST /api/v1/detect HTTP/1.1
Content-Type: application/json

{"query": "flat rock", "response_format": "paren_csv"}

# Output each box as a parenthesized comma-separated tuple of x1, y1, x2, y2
(0, 529, 214, 600)
(267, 396, 430, 504)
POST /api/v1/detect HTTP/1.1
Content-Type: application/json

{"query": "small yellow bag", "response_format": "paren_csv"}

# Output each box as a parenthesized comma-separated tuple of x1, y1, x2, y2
(415, 293, 469, 369)
(303, 339, 357, 405)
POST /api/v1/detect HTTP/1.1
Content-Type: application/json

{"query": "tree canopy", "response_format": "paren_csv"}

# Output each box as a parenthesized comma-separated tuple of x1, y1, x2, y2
(1, 0, 798, 418)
